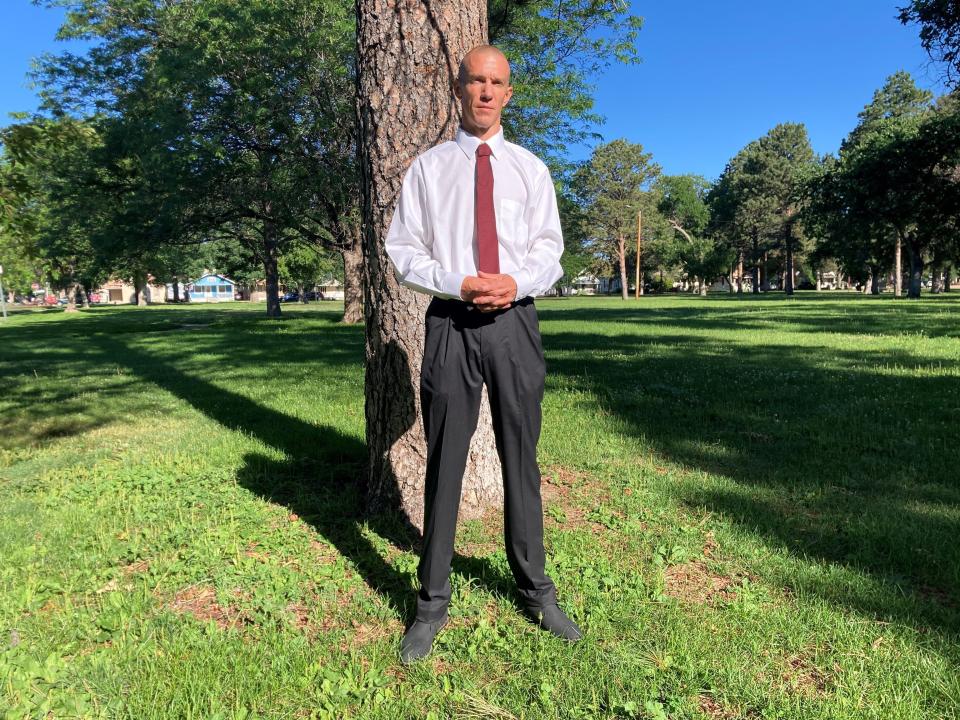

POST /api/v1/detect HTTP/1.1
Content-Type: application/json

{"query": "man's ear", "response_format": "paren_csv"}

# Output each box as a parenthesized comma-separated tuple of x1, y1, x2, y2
(503, 85, 513, 106)
(453, 81, 462, 100)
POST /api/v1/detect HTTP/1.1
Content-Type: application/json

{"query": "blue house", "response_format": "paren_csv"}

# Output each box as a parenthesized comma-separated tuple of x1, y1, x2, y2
(188, 273, 236, 302)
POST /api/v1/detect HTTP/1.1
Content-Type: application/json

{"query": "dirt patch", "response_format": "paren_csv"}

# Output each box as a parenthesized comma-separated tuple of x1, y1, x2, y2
(544, 465, 586, 486)
(122, 559, 150, 575)
(781, 653, 830, 697)
(167, 585, 249, 630)
(338, 617, 403, 652)
(663, 561, 737, 605)
(309, 539, 340, 564)
(697, 694, 739, 719)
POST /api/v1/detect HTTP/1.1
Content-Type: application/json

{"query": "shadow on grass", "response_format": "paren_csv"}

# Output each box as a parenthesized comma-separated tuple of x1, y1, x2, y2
(68, 320, 521, 630)
(538, 299, 960, 636)
(540, 292, 960, 339)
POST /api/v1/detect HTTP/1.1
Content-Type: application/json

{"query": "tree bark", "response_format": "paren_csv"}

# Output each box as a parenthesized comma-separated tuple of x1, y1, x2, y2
(945, 266, 953, 292)
(264, 223, 282, 318)
(870, 270, 880, 295)
(341, 237, 364, 324)
(931, 262, 943, 294)
(618, 234, 628, 300)
(172, 280, 181, 303)
(737, 254, 744, 294)
(907, 238, 923, 299)
(894, 234, 903, 297)
(65, 283, 79, 313)
(357, 0, 500, 527)
(784, 236, 795, 296)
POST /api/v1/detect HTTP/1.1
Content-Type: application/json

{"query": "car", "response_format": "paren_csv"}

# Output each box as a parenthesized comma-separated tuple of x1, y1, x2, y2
(280, 291, 300, 303)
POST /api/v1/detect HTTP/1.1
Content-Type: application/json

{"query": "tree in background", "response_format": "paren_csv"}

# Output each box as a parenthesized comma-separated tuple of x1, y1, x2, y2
(490, 0, 643, 175)
(0, 117, 112, 309)
(900, 0, 960, 85)
(656, 174, 730, 294)
(812, 72, 935, 297)
(278, 243, 340, 302)
(573, 139, 661, 300)
(708, 141, 779, 293)
(36, 0, 357, 319)
(708, 124, 814, 295)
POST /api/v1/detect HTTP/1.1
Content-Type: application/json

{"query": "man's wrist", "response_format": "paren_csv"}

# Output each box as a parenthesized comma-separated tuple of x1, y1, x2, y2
(440, 271, 468, 300)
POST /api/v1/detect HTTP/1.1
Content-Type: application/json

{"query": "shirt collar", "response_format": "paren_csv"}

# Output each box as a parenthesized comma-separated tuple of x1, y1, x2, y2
(455, 126, 506, 160)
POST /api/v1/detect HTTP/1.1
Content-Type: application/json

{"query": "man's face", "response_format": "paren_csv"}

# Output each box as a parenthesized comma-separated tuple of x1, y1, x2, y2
(455, 50, 513, 139)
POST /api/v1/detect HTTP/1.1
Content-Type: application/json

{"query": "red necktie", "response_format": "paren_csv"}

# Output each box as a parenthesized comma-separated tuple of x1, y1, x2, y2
(475, 144, 500, 273)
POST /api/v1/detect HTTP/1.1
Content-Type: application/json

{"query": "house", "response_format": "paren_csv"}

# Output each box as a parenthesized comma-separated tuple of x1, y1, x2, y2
(188, 273, 237, 302)
(570, 272, 601, 295)
(97, 278, 167, 304)
(317, 277, 344, 300)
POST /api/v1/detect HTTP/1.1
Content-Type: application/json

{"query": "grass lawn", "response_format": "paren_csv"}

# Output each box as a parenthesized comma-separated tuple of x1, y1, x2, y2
(1, 293, 959, 719)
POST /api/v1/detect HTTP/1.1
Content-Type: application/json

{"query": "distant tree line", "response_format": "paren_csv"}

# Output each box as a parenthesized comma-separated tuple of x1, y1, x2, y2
(568, 68, 960, 300)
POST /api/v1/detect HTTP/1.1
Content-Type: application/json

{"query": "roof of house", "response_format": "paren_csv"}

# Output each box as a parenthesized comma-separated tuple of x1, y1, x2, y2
(192, 273, 236, 285)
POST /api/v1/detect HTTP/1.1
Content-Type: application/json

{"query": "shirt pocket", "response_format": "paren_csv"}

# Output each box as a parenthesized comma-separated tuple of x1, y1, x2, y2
(497, 198, 528, 249)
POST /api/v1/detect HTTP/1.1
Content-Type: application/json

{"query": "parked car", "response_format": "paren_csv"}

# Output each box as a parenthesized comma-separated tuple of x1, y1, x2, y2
(280, 291, 300, 303)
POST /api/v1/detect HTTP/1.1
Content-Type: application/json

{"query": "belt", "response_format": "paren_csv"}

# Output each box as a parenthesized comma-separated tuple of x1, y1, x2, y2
(431, 297, 521, 312)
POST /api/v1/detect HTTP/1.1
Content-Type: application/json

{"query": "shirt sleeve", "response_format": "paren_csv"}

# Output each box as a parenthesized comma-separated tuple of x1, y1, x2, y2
(508, 167, 564, 300)
(384, 158, 466, 300)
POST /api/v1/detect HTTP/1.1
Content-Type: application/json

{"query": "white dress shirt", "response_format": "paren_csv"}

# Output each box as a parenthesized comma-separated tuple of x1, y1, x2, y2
(385, 127, 564, 301)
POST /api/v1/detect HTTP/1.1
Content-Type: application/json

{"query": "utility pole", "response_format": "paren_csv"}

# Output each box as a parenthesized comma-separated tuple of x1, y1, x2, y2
(635, 209, 643, 298)
(0, 265, 7, 320)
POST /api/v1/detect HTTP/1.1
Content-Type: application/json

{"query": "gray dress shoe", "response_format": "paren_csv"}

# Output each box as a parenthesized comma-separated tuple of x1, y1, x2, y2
(400, 615, 448, 665)
(524, 604, 583, 642)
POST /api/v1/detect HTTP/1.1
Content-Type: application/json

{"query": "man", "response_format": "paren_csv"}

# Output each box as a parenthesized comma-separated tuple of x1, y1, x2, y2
(385, 45, 582, 665)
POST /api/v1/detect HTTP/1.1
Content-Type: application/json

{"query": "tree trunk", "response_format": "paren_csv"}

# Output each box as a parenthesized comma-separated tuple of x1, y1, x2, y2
(907, 238, 923, 299)
(945, 266, 953, 292)
(737, 254, 744, 294)
(894, 234, 903, 297)
(264, 224, 282, 318)
(816, 271, 822, 291)
(784, 238, 795, 296)
(618, 235, 628, 300)
(931, 262, 943, 294)
(65, 283, 79, 313)
(870, 270, 880, 295)
(172, 280, 180, 303)
(341, 238, 364, 324)
(357, 0, 500, 527)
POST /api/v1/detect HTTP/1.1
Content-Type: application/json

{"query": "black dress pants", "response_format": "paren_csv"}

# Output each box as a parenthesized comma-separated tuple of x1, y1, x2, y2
(415, 295, 558, 622)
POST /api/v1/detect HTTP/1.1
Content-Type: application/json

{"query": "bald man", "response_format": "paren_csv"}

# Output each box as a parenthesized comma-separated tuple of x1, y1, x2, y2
(386, 45, 581, 664)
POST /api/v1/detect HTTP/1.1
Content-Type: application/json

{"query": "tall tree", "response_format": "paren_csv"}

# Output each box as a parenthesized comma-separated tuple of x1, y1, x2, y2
(656, 174, 729, 294)
(37, 0, 359, 319)
(1, 117, 111, 309)
(834, 72, 934, 297)
(357, 2, 501, 525)
(573, 139, 661, 300)
(709, 125, 815, 295)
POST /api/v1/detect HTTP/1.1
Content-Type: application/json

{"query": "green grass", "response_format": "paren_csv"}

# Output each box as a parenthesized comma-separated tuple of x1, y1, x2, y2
(1, 293, 959, 719)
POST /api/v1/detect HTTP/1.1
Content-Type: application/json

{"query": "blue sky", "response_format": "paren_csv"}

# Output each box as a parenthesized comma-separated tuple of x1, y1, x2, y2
(1, 0, 949, 180)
